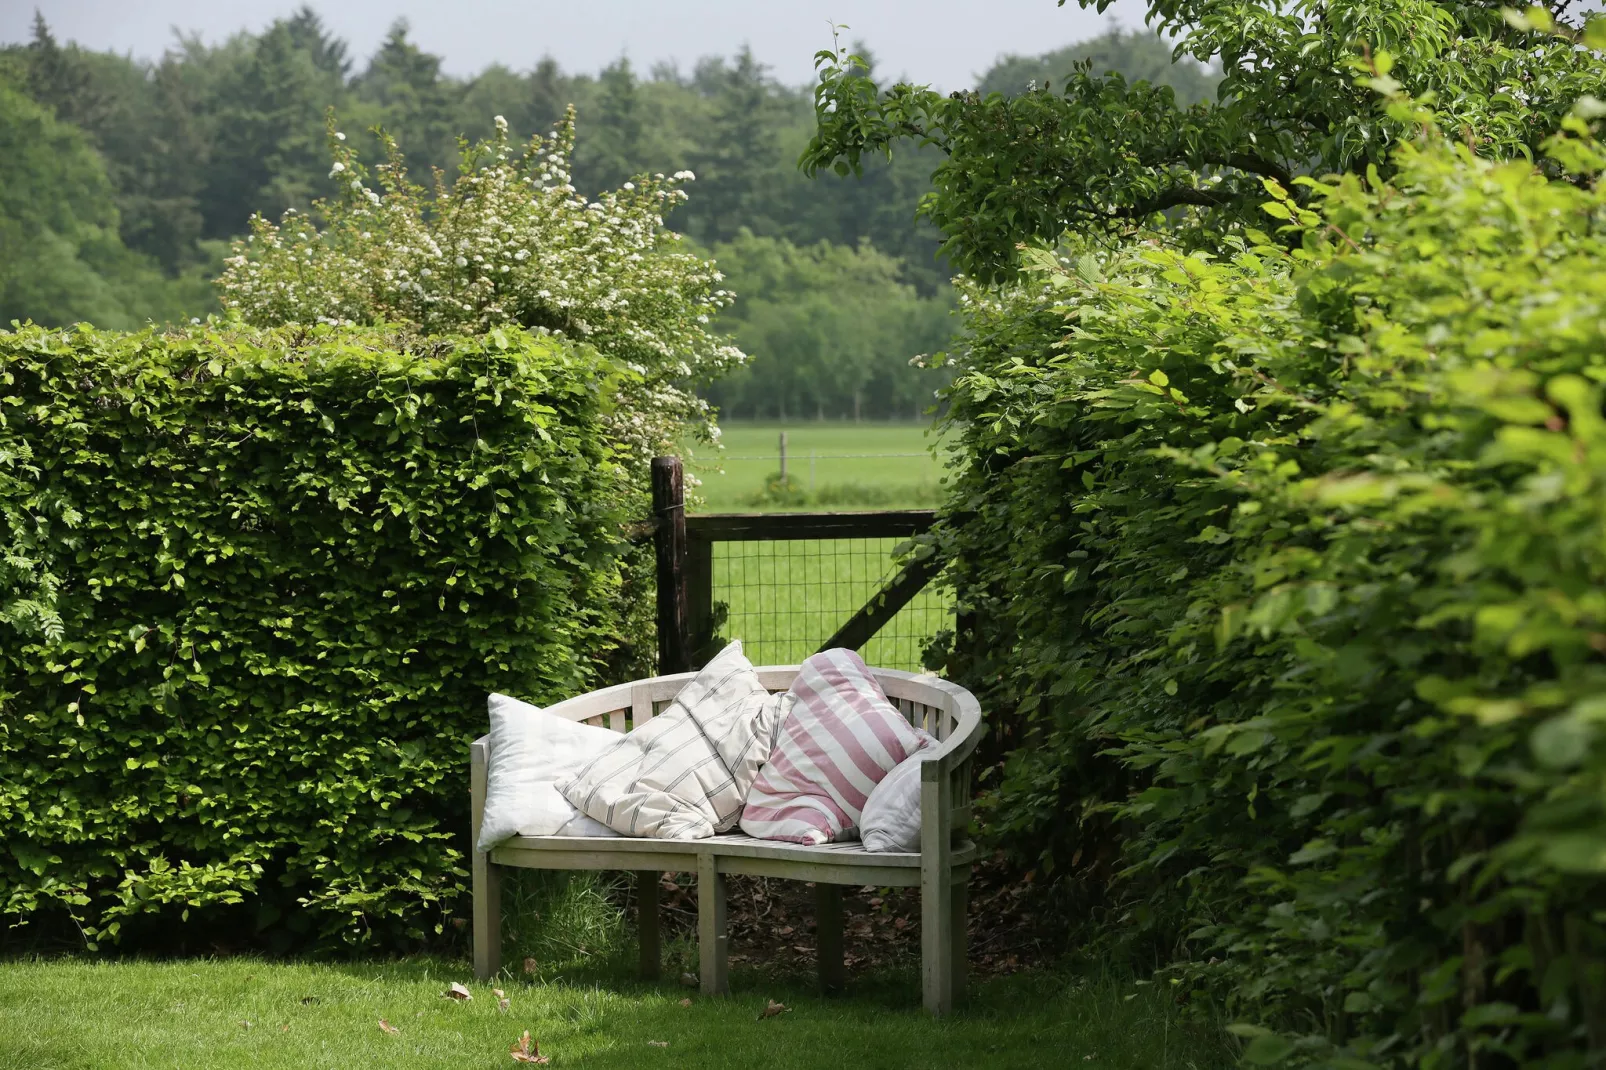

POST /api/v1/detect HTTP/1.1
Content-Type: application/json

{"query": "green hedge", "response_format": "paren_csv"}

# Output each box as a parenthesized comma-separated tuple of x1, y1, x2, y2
(0, 323, 631, 948)
(932, 102, 1606, 1063)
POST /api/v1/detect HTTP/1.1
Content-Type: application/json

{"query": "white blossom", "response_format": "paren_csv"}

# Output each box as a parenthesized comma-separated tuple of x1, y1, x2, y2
(217, 105, 743, 468)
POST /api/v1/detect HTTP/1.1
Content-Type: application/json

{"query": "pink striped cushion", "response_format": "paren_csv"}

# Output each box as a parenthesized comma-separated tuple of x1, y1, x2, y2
(740, 649, 933, 845)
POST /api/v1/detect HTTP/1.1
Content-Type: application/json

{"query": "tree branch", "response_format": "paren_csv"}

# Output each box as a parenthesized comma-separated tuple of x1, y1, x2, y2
(1211, 153, 1295, 188)
(1116, 187, 1233, 218)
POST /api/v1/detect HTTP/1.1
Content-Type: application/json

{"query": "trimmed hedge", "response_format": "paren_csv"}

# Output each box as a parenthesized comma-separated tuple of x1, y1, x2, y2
(0, 323, 631, 948)
(932, 101, 1606, 1062)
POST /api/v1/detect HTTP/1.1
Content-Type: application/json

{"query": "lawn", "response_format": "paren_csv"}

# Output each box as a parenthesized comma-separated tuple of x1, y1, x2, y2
(684, 422, 951, 512)
(0, 957, 1231, 1070)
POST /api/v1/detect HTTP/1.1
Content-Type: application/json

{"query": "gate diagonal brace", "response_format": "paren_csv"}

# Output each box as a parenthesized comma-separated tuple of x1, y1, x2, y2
(819, 551, 944, 655)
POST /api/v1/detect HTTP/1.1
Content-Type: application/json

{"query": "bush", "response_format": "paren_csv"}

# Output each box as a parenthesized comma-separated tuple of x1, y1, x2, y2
(0, 322, 630, 949)
(933, 90, 1606, 1063)
(216, 111, 744, 470)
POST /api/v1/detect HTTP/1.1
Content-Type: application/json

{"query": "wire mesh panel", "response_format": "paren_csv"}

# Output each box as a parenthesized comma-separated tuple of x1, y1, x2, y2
(710, 536, 952, 672)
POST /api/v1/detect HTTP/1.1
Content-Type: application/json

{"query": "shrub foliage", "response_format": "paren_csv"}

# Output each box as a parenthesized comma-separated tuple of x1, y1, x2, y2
(0, 323, 629, 947)
(217, 112, 743, 469)
(930, 85, 1606, 1064)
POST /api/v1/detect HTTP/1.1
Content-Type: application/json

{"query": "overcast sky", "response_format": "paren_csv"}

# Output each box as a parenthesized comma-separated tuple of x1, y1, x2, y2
(3, 0, 1148, 89)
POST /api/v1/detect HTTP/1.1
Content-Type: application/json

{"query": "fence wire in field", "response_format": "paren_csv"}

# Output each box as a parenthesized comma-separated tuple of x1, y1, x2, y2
(709, 536, 952, 673)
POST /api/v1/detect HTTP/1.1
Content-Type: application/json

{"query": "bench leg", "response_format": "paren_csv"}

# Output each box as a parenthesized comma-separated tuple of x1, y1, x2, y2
(472, 851, 502, 980)
(696, 854, 729, 996)
(951, 872, 969, 1005)
(815, 883, 845, 995)
(921, 864, 954, 1016)
(637, 870, 661, 981)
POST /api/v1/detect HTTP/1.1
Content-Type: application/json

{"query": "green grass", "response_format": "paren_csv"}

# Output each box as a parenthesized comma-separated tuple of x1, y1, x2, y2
(0, 956, 1232, 1070)
(685, 422, 951, 513)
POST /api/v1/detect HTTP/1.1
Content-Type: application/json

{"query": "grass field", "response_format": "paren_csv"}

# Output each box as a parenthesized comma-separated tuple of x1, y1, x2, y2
(0, 956, 1232, 1070)
(684, 422, 951, 513)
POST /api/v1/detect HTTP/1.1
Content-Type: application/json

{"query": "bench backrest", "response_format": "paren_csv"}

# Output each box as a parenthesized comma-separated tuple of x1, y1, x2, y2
(542, 665, 975, 745)
(539, 666, 983, 840)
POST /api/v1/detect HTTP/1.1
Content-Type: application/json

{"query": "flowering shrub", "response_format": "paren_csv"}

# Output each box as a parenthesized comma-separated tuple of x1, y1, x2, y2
(217, 110, 745, 466)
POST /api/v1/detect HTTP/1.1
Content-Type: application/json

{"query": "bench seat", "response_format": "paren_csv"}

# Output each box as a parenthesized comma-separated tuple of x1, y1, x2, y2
(491, 832, 981, 887)
(471, 665, 982, 1015)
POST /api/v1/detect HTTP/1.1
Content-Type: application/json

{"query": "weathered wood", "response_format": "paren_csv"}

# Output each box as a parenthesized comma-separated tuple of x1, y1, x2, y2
(819, 551, 944, 655)
(471, 739, 502, 980)
(497, 830, 970, 869)
(697, 853, 729, 996)
(920, 760, 956, 1016)
(950, 872, 969, 1005)
(717, 855, 924, 888)
(685, 509, 936, 542)
(637, 871, 661, 981)
(472, 664, 984, 1016)
(623, 517, 660, 543)
(652, 457, 692, 675)
(685, 534, 716, 668)
(816, 883, 845, 995)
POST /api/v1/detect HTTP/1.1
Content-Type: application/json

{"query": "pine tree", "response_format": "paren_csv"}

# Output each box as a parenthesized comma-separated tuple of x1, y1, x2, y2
(687, 47, 783, 244)
(353, 20, 455, 176)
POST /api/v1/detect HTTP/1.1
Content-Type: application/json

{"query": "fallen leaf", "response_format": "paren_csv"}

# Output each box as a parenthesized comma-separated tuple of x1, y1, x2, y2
(777, 925, 795, 937)
(648, 1040, 669, 1048)
(678, 972, 698, 988)
(493, 988, 506, 999)
(379, 1019, 400, 1036)
(757, 999, 790, 1020)
(279, 1024, 289, 1033)
(498, 998, 510, 1014)
(510, 1030, 549, 1064)
(678, 998, 692, 1008)
(522, 957, 539, 975)
(238, 1020, 252, 1030)
(445, 982, 473, 1001)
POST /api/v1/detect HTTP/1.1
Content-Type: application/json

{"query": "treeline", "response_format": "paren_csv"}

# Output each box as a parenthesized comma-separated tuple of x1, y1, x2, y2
(0, 12, 1212, 420)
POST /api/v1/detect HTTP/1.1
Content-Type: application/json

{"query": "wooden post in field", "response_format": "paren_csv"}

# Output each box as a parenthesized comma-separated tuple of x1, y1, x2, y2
(652, 457, 691, 675)
(778, 432, 789, 483)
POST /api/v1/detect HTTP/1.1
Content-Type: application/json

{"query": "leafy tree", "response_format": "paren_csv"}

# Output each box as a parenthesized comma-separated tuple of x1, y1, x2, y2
(217, 112, 741, 467)
(0, 80, 207, 327)
(705, 231, 953, 420)
(977, 24, 1217, 102)
(575, 57, 647, 192)
(352, 20, 455, 176)
(803, 0, 1606, 281)
(684, 48, 786, 244)
(283, 5, 351, 80)
(200, 17, 345, 239)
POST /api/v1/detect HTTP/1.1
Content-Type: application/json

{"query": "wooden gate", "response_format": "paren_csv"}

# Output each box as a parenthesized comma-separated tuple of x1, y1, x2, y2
(648, 456, 946, 674)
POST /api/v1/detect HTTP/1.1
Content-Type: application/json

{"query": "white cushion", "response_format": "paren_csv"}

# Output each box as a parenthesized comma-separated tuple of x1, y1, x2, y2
(559, 641, 788, 839)
(477, 693, 622, 852)
(860, 752, 926, 852)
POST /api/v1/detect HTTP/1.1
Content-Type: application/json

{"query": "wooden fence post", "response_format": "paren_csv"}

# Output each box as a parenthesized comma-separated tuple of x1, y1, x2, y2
(652, 457, 691, 675)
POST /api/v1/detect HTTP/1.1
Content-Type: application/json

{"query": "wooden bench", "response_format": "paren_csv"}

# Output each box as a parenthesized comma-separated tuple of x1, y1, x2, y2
(470, 665, 982, 1015)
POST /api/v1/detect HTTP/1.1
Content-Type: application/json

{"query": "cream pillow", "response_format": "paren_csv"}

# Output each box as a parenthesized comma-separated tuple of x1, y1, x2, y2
(559, 641, 788, 839)
(860, 752, 927, 853)
(477, 693, 621, 851)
